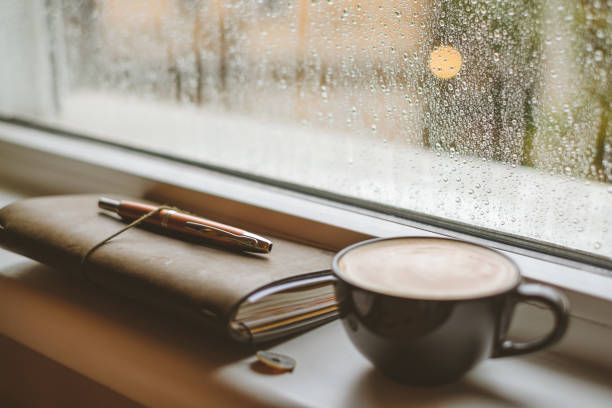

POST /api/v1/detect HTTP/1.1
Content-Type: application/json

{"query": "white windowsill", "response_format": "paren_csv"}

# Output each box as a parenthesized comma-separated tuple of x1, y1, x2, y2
(1, 120, 612, 406)
(0, 251, 610, 407)
(0, 120, 612, 369)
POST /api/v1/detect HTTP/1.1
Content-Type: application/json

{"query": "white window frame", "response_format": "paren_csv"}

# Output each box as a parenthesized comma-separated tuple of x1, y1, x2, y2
(1, 120, 611, 369)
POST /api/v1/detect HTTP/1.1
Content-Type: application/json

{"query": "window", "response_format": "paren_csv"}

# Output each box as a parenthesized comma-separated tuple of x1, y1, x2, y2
(1, 0, 611, 263)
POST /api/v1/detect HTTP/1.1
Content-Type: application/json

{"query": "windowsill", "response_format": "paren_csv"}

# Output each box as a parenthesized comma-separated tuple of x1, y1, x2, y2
(1, 250, 611, 407)
(1, 120, 612, 379)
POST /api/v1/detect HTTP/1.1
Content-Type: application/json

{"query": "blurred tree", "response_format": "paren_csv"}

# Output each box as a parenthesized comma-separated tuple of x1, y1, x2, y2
(526, 0, 611, 182)
(422, 0, 543, 165)
(575, 0, 611, 181)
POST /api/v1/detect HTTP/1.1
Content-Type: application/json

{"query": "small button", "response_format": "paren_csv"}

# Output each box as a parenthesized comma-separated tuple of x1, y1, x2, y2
(256, 350, 296, 372)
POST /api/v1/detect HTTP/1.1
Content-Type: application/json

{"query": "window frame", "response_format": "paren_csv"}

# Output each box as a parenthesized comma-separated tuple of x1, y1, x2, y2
(1, 119, 611, 368)
(4, 0, 611, 269)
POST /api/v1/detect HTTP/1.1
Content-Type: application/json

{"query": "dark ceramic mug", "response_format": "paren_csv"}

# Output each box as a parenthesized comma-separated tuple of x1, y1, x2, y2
(332, 237, 569, 385)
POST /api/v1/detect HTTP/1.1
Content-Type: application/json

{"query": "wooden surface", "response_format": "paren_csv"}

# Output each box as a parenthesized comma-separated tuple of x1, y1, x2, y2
(0, 335, 142, 408)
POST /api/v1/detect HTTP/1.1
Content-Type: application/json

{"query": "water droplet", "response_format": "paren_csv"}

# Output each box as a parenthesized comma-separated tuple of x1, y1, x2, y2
(594, 242, 602, 249)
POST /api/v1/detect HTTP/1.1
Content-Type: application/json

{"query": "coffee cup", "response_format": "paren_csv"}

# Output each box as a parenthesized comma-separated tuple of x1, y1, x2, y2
(332, 236, 569, 385)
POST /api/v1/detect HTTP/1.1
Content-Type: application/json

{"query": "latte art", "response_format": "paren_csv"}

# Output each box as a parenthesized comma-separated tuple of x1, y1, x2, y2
(337, 238, 519, 299)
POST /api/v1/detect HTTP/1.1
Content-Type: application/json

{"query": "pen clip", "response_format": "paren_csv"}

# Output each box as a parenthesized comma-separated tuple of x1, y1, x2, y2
(185, 221, 257, 246)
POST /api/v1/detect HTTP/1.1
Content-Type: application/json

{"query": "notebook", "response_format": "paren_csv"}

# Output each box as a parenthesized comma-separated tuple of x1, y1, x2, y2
(0, 194, 338, 343)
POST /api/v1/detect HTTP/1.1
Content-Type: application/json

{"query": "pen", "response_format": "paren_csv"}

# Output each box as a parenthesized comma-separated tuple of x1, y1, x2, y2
(98, 197, 273, 253)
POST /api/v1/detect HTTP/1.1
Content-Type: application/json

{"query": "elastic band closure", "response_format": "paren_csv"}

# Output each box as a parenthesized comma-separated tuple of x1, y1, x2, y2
(80, 205, 178, 281)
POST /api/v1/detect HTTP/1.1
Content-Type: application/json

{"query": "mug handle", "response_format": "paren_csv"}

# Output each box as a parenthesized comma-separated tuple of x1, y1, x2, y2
(493, 283, 569, 358)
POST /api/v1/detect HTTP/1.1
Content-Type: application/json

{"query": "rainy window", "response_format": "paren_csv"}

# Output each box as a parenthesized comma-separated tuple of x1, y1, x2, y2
(1, 1, 611, 261)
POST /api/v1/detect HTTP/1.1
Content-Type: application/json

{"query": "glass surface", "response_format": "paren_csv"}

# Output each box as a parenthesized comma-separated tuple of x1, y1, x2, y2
(1, 0, 611, 260)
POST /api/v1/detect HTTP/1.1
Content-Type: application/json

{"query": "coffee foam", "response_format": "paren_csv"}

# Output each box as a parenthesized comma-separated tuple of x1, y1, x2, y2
(338, 238, 519, 299)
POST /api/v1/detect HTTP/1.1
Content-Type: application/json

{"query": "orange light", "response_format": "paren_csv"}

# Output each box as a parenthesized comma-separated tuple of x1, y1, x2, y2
(429, 45, 462, 79)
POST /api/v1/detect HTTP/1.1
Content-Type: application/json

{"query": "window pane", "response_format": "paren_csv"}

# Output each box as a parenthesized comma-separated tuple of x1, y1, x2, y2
(2, 0, 611, 260)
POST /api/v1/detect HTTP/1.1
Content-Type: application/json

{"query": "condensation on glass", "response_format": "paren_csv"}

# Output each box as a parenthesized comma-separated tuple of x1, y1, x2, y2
(5, 0, 612, 258)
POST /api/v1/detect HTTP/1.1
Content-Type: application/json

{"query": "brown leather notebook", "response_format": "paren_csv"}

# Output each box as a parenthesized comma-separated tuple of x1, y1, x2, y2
(0, 194, 337, 343)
